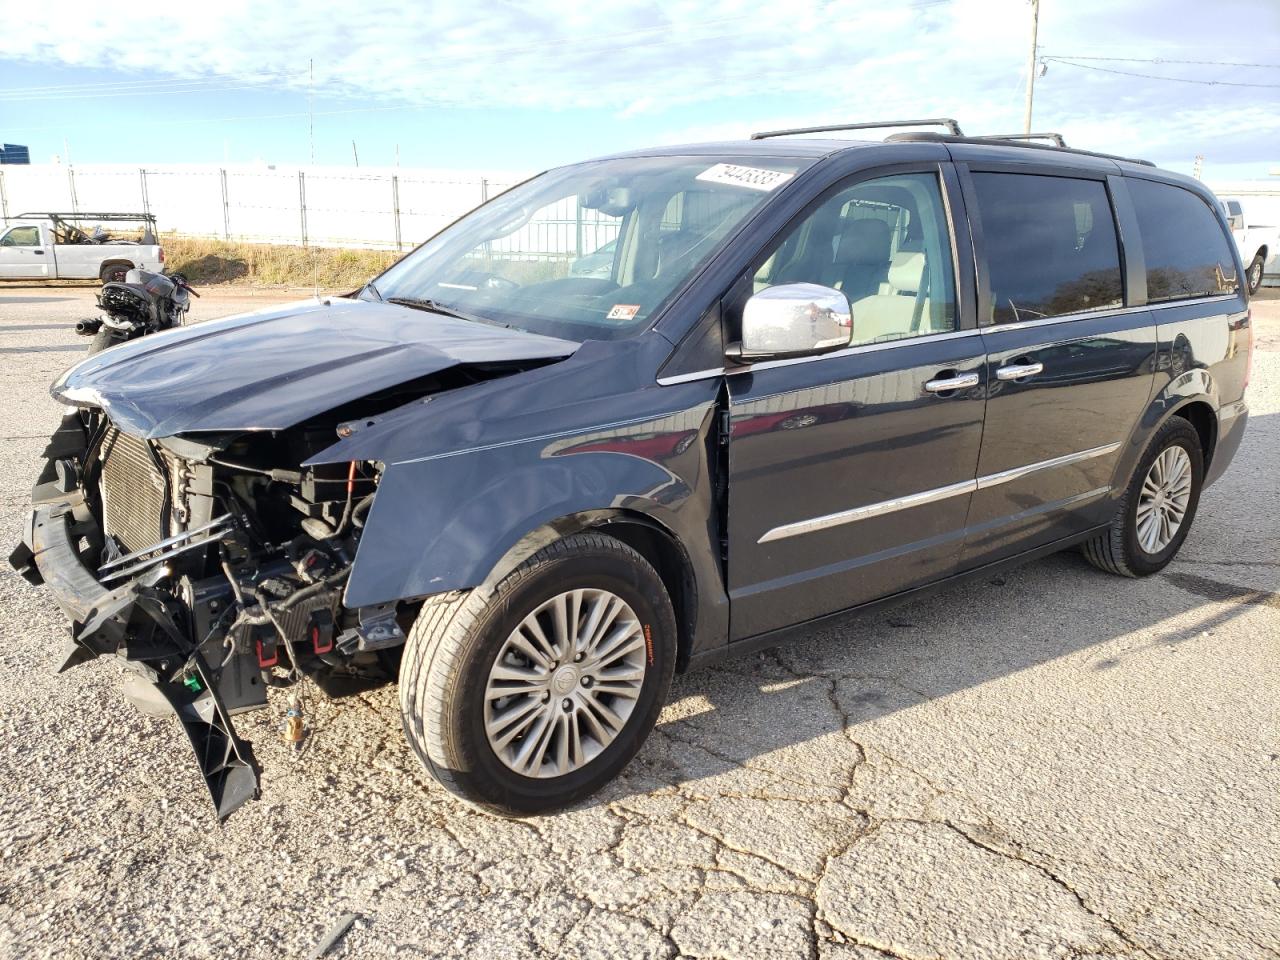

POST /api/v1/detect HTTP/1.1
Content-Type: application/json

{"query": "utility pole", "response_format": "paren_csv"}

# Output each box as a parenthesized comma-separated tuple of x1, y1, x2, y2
(308, 58, 315, 166)
(1192, 155, 1204, 180)
(1023, 0, 1040, 135)
(352, 140, 359, 167)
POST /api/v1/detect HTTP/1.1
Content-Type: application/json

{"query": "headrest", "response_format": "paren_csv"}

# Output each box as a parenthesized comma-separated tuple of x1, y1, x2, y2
(887, 251, 926, 292)
(656, 229, 701, 272)
(834, 218, 891, 265)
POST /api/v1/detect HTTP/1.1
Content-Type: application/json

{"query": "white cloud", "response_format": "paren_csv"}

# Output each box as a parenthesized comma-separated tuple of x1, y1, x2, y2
(3, 0, 1278, 166)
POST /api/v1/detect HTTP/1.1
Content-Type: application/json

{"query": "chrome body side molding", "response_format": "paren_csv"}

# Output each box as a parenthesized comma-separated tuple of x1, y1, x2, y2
(757, 442, 1121, 543)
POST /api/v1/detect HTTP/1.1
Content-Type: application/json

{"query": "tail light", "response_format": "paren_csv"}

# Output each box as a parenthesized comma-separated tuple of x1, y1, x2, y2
(158, 247, 165, 263)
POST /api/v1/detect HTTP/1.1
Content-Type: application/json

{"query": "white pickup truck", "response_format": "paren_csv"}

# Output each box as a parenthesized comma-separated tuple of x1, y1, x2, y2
(0, 212, 164, 283)
(1218, 196, 1278, 294)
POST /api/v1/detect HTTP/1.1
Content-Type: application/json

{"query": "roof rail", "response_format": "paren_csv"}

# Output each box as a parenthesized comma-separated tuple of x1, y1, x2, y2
(981, 132, 1068, 148)
(751, 118, 964, 140)
(882, 131, 1155, 167)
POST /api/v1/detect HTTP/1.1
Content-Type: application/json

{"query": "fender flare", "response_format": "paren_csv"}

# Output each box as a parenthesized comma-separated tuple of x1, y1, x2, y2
(1109, 370, 1220, 496)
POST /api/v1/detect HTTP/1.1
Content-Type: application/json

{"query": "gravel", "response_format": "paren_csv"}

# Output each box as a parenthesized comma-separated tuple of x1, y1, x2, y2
(0, 284, 1277, 960)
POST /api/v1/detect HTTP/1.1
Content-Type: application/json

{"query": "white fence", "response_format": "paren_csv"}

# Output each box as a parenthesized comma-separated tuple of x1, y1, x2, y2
(0, 162, 536, 250)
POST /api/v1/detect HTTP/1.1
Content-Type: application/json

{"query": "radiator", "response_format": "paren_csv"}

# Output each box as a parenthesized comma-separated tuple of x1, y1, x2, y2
(99, 428, 170, 552)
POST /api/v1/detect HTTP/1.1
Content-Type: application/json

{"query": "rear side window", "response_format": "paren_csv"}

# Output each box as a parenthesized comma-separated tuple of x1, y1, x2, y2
(1128, 179, 1239, 303)
(972, 173, 1124, 325)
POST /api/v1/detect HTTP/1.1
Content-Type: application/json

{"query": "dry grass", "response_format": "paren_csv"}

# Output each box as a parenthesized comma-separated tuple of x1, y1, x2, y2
(162, 235, 402, 289)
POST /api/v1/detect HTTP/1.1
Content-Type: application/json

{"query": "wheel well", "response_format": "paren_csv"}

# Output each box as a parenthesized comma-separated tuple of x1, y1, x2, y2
(594, 516, 697, 671)
(1173, 401, 1216, 471)
(1256, 244, 1268, 263)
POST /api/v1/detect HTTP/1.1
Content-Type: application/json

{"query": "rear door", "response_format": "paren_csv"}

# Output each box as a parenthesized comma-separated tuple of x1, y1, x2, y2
(958, 165, 1156, 569)
(724, 164, 987, 639)
(0, 224, 50, 279)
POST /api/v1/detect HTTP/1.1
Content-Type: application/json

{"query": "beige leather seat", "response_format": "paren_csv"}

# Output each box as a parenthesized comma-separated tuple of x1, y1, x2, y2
(849, 251, 933, 343)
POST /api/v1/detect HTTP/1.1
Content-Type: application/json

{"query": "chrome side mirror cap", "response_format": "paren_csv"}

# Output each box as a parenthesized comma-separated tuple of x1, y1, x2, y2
(733, 283, 853, 361)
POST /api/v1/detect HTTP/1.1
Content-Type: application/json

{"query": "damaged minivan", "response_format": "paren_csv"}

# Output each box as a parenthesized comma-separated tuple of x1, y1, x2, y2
(11, 120, 1252, 819)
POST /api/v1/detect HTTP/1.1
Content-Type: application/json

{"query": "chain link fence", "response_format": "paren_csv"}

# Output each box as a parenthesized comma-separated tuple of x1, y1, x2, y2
(0, 163, 532, 250)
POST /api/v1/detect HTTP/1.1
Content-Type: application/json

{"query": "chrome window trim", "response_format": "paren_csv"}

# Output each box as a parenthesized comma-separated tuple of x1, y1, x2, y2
(656, 292, 1241, 385)
(656, 327, 984, 386)
(757, 441, 1122, 543)
(977, 293, 1239, 334)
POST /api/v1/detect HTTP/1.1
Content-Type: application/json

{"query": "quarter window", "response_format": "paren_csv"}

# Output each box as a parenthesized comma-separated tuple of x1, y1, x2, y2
(1128, 179, 1239, 303)
(750, 172, 957, 345)
(972, 173, 1123, 325)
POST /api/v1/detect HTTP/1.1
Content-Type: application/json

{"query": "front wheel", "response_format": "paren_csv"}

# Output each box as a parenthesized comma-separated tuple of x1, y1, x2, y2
(1246, 253, 1265, 295)
(1082, 417, 1204, 577)
(399, 532, 676, 815)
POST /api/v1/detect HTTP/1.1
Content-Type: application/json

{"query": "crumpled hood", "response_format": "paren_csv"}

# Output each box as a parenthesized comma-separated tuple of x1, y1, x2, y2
(51, 298, 579, 438)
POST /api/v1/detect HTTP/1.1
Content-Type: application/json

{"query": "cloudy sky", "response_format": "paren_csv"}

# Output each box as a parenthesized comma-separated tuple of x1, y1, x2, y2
(2, 0, 1278, 178)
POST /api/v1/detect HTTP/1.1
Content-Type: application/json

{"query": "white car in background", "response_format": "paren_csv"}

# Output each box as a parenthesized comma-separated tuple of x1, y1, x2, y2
(0, 212, 164, 283)
(1218, 196, 1277, 294)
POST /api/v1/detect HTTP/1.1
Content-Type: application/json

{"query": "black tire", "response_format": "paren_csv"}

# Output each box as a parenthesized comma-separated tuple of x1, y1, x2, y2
(87, 328, 118, 355)
(1082, 417, 1204, 577)
(399, 532, 676, 815)
(1246, 253, 1265, 295)
(99, 262, 131, 284)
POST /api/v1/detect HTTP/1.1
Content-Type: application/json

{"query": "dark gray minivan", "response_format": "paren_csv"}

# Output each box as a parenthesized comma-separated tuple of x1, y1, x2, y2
(12, 120, 1252, 818)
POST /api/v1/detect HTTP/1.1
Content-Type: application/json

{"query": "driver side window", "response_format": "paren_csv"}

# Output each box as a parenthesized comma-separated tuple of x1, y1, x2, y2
(752, 172, 957, 345)
(0, 226, 40, 247)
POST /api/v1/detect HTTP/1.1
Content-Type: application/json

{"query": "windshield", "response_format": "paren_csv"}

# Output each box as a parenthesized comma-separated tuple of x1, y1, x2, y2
(368, 154, 813, 341)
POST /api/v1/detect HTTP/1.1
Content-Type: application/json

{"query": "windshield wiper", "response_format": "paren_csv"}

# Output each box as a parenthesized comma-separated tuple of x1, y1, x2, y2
(385, 296, 510, 328)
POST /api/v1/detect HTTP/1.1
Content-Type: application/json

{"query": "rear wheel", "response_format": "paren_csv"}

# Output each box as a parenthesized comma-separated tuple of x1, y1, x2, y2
(1082, 417, 1204, 577)
(399, 533, 676, 815)
(100, 262, 131, 284)
(1247, 253, 1265, 295)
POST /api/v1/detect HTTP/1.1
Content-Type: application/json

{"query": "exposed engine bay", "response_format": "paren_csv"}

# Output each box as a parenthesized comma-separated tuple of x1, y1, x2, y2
(11, 356, 559, 819)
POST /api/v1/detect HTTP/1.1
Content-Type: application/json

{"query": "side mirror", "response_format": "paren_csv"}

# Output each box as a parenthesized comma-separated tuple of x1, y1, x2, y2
(732, 283, 852, 361)
(1228, 214, 1245, 231)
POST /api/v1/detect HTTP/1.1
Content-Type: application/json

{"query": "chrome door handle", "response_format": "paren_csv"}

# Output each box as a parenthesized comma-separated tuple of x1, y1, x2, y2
(923, 372, 980, 393)
(996, 362, 1043, 381)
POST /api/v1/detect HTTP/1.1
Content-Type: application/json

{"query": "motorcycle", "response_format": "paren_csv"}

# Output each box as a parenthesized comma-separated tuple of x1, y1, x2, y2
(75, 268, 199, 354)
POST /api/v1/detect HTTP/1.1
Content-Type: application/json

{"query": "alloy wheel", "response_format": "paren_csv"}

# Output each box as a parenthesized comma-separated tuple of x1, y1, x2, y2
(1136, 446, 1193, 553)
(483, 588, 647, 778)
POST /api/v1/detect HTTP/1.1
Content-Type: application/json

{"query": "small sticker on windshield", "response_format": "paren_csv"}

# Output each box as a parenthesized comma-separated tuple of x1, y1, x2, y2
(696, 163, 793, 192)
(607, 304, 641, 321)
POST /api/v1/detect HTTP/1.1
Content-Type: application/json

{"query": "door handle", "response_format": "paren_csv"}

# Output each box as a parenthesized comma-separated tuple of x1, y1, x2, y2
(32, 249, 45, 255)
(995, 361, 1044, 381)
(923, 371, 980, 394)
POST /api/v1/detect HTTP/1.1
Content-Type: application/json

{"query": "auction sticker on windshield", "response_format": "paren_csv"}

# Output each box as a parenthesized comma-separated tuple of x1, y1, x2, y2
(606, 304, 641, 321)
(696, 163, 794, 192)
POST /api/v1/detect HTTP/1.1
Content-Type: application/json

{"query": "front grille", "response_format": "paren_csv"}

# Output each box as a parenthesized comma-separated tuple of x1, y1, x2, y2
(100, 428, 170, 552)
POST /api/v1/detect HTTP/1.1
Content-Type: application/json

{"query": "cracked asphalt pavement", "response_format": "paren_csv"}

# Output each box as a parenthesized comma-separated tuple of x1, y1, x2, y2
(0, 284, 1277, 960)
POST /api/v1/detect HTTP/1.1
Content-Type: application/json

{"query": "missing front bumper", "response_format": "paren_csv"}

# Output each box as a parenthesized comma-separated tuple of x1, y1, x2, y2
(10, 420, 261, 821)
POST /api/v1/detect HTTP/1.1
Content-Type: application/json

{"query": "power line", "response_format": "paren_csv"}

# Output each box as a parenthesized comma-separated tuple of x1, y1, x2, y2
(1045, 54, 1280, 69)
(0, 81, 306, 103)
(1044, 57, 1280, 88)
(0, 69, 304, 96)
